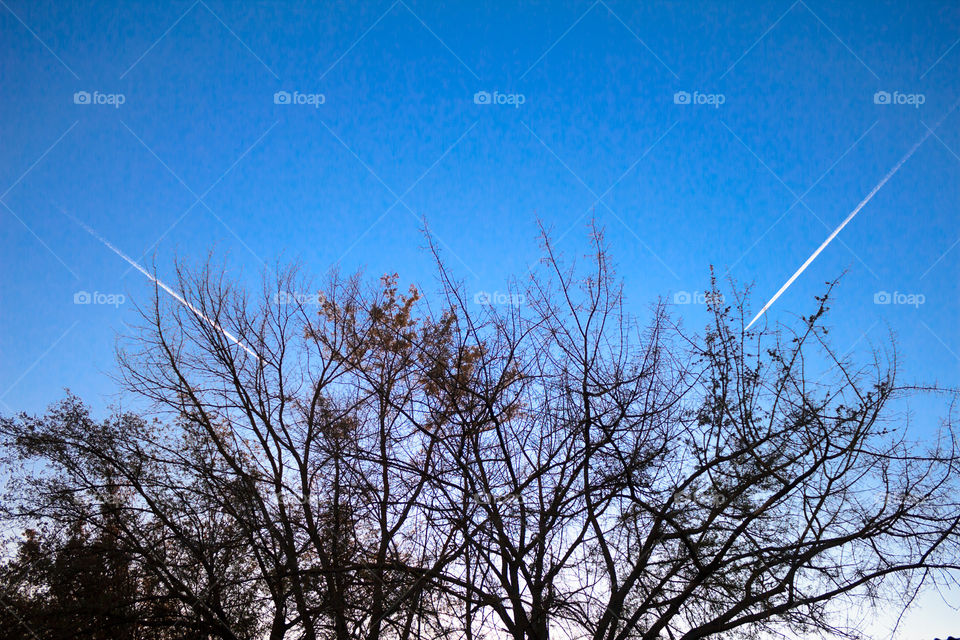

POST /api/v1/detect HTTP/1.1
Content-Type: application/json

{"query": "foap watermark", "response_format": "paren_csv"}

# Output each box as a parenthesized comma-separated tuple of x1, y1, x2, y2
(673, 90, 725, 108)
(274, 90, 325, 108)
(673, 291, 724, 305)
(873, 90, 925, 108)
(873, 291, 925, 308)
(274, 487, 311, 506)
(469, 491, 520, 506)
(474, 291, 525, 306)
(74, 291, 126, 307)
(474, 90, 525, 108)
(871, 489, 924, 509)
(274, 291, 324, 305)
(73, 90, 126, 108)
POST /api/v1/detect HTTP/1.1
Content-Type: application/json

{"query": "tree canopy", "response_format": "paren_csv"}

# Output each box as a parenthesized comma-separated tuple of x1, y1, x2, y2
(3, 230, 959, 640)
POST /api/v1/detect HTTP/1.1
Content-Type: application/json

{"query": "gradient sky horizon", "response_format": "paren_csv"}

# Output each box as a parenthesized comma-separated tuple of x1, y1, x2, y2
(1, 1, 959, 633)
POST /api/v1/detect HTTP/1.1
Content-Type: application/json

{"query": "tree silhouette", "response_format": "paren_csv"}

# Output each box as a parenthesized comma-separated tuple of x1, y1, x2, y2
(2, 228, 959, 639)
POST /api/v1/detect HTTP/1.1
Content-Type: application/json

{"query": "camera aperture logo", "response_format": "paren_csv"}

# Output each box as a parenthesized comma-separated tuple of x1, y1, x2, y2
(673, 90, 725, 108)
(73, 91, 126, 108)
(873, 90, 925, 108)
(473, 90, 526, 108)
(74, 291, 125, 308)
(873, 291, 925, 308)
(274, 90, 325, 108)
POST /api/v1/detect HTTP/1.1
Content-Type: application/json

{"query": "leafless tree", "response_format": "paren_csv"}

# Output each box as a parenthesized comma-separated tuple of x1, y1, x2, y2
(417, 229, 960, 640)
(3, 228, 959, 640)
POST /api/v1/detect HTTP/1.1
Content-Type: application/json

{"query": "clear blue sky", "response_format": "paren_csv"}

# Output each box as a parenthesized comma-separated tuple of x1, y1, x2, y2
(1, 1, 960, 632)
(1, 0, 958, 414)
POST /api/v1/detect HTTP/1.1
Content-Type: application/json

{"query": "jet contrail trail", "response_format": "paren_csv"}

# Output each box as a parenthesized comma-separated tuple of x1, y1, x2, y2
(746, 100, 960, 330)
(65, 212, 261, 360)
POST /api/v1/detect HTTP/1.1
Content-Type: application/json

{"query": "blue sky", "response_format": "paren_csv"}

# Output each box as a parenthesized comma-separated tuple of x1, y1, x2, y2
(1, 1, 960, 633)
(1, 0, 958, 417)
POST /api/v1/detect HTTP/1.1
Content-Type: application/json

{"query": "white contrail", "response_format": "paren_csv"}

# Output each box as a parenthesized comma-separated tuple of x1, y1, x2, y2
(66, 213, 261, 360)
(746, 103, 958, 330)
